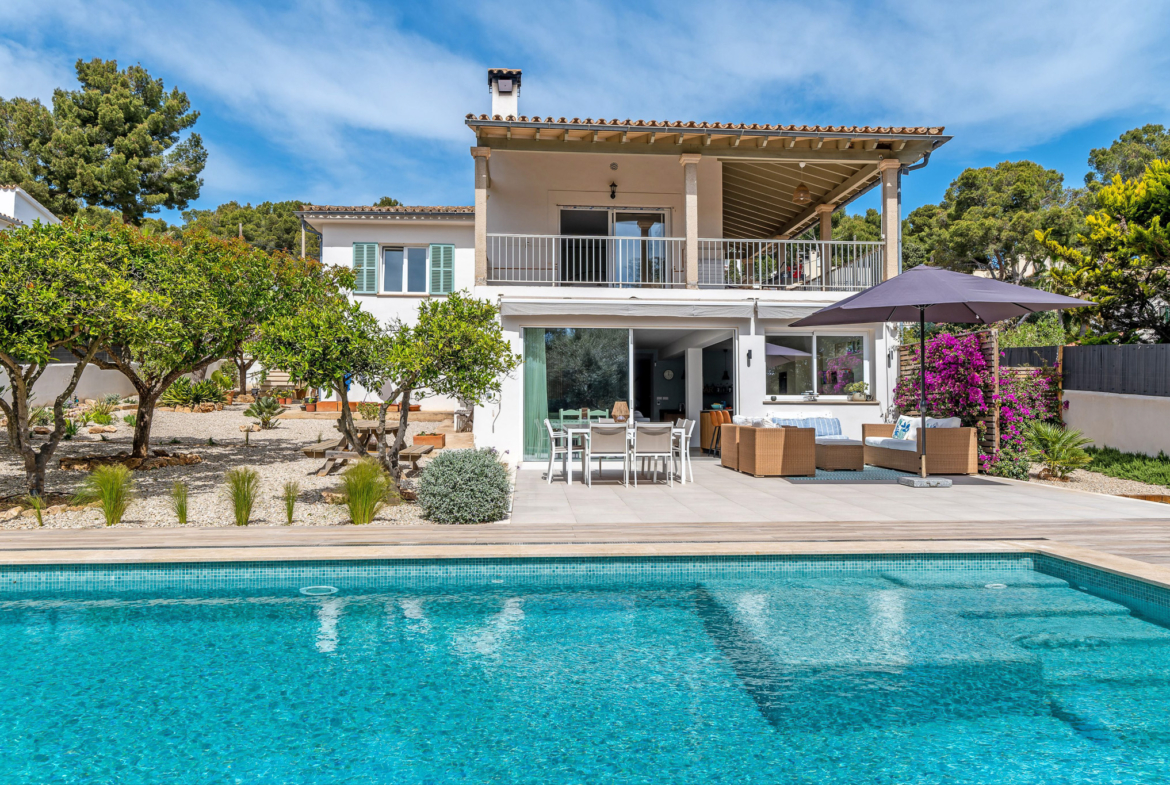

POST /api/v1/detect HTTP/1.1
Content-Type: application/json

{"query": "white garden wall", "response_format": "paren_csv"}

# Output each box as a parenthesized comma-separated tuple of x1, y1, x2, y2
(1063, 390, 1170, 458)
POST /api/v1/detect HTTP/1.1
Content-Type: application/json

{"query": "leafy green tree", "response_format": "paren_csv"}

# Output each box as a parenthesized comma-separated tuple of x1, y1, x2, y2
(1043, 159, 1170, 343)
(0, 222, 152, 495)
(1084, 125, 1170, 192)
(901, 203, 944, 269)
(181, 200, 318, 255)
(911, 161, 1083, 283)
(81, 229, 297, 457)
(253, 268, 387, 455)
(0, 97, 75, 217)
(0, 59, 206, 224)
(368, 293, 519, 477)
(374, 196, 402, 207)
(832, 208, 881, 241)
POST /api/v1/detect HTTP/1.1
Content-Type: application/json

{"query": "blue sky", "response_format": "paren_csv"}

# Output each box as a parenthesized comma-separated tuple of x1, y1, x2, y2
(2, 0, 1169, 223)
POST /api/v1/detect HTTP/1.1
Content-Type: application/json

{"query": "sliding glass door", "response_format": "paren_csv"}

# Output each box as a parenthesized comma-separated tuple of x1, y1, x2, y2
(522, 327, 631, 460)
(559, 209, 668, 286)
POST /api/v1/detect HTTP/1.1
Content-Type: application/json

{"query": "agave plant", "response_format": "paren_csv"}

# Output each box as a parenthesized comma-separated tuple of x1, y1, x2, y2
(191, 380, 225, 404)
(160, 377, 195, 406)
(244, 396, 284, 429)
(1027, 422, 1094, 480)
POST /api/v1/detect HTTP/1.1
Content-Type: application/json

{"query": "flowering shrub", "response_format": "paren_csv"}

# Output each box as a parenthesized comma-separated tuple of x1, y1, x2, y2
(894, 333, 1060, 477)
(984, 367, 1058, 477)
(893, 333, 991, 424)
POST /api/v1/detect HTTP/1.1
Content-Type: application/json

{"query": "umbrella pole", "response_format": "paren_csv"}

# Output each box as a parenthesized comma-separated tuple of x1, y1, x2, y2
(919, 308, 927, 478)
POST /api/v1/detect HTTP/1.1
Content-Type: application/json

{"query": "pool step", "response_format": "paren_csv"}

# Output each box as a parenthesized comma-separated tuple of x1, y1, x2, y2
(986, 615, 1170, 650)
(1050, 683, 1170, 745)
(1038, 647, 1170, 687)
(908, 588, 1130, 620)
(881, 570, 1069, 590)
(695, 583, 1047, 733)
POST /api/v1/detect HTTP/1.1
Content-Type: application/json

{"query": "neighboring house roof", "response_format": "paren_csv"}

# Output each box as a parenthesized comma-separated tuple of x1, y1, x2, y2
(296, 205, 474, 228)
(0, 211, 23, 228)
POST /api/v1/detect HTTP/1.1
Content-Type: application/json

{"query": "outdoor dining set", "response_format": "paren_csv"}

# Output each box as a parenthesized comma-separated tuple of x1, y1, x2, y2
(543, 407, 696, 487)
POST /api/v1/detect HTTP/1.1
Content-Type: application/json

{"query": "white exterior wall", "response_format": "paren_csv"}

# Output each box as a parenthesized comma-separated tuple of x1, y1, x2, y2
(15, 364, 137, 403)
(485, 150, 722, 237)
(1063, 390, 1170, 457)
(315, 218, 475, 407)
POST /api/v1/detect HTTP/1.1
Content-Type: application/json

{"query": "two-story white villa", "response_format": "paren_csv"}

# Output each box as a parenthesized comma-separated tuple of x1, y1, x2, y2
(298, 68, 949, 465)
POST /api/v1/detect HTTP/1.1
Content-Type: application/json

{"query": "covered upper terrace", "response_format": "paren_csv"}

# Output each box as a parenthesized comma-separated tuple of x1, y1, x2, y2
(467, 68, 950, 292)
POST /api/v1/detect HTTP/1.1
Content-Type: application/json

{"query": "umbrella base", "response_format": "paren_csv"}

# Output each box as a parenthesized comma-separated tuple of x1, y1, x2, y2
(898, 477, 953, 488)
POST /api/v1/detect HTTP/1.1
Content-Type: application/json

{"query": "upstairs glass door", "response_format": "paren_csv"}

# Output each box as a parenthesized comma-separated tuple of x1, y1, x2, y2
(612, 212, 667, 286)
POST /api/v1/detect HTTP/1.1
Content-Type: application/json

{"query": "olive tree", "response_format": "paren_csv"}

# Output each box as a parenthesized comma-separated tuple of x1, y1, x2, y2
(370, 293, 519, 477)
(0, 222, 149, 495)
(80, 229, 300, 457)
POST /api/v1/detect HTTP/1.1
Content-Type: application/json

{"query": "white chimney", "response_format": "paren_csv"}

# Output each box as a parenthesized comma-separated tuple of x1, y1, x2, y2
(488, 68, 521, 119)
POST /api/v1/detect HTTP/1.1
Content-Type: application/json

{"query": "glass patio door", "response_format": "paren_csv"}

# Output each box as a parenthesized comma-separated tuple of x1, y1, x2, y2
(612, 212, 666, 286)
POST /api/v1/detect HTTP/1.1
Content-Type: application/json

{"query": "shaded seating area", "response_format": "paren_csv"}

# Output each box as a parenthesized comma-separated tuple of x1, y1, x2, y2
(863, 417, 978, 475)
(543, 411, 697, 487)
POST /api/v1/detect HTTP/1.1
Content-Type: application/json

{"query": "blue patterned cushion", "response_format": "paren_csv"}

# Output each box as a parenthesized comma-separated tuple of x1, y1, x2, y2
(771, 417, 804, 428)
(803, 417, 842, 437)
(892, 415, 916, 440)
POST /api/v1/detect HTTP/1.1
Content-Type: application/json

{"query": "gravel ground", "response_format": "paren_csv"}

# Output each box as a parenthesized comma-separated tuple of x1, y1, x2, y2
(1028, 465, 1170, 498)
(0, 407, 439, 529)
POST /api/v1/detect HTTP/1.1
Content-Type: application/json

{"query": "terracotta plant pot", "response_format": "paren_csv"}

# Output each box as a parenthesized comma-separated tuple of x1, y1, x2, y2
(316, 401, 340, 412)
(413, 433, 446, 448)
(349, 402, 360, 412)
(304, 403, 316, 412)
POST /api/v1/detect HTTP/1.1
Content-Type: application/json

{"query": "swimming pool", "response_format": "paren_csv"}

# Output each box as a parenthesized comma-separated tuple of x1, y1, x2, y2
(3, 554, 1170, 784)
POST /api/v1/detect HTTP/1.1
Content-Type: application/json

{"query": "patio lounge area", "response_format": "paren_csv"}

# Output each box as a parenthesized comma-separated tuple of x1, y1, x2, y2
(512, 454, 1170, 525)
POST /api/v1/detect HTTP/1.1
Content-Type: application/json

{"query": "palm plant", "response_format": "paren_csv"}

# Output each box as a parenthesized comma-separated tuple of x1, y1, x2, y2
(1027, 422, 1094, 480)
(341, 459, 393, 525)
(243, 396, 284, 429)
(281, 481, 300, 525)
(62, 419, 80, 440)
(225, 468, 260, 526)
(73, 464, 135, 526)
(170, 481, 189, 525)
(23, 494, 46, 527)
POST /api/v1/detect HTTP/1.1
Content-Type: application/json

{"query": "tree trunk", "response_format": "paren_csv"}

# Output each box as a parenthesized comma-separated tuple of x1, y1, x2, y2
(388, 388, 413, 479)
(335, 383, 361, 456)
(131, 391, 159, 459)
(235, 355, 254, 395)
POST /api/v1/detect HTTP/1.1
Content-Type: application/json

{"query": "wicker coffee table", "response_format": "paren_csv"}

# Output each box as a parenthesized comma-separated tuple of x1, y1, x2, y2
(815, 439, 864, 471)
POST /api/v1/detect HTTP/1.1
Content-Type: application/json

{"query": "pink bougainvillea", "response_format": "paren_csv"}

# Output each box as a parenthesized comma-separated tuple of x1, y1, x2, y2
(893, 333, 992, 423)
(894, 333, 1060, 476)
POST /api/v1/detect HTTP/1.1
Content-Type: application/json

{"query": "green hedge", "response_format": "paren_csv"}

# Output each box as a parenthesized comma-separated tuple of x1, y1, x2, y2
(417, 449, 510, 524)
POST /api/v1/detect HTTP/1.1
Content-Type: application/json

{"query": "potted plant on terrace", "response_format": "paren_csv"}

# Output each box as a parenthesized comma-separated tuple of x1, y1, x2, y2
(413, 431, 446, 449)
(303, 395, 317, 413)
(844, 381, 869, 402)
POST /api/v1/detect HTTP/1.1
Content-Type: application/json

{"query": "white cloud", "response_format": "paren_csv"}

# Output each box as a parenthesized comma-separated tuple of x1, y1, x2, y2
(0, 39, 74, 103)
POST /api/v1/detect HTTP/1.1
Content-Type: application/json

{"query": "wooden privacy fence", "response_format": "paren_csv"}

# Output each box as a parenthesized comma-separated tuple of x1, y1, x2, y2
(1002, 344, 1170, 398)
(898, 329, 1000, 456)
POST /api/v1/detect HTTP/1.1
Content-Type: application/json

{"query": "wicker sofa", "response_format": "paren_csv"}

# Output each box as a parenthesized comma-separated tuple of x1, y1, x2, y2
(862, 423, 978, 475)
(720, 423, 816, 477)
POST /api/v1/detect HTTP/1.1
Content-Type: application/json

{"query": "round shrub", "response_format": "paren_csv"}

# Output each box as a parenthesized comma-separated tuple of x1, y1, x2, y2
(417, 449, 510, 524)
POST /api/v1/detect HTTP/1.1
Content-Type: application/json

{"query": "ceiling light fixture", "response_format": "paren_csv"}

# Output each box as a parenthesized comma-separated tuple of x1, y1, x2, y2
(792, 162, 812, 205)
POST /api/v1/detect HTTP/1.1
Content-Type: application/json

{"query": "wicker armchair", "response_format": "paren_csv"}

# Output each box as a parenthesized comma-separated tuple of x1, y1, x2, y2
(719, 423, 740, 471)
(862, 423, 978, 475)
(724, 425, 815, 477)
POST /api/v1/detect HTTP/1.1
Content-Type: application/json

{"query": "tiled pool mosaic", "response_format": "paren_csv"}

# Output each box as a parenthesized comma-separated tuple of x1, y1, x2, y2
(5, 553, 1170, 784)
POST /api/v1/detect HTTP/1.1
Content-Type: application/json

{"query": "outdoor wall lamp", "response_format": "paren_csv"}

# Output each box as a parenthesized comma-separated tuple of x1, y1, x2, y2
(746, 349, 752, 367)
(609, 182, 617, 200)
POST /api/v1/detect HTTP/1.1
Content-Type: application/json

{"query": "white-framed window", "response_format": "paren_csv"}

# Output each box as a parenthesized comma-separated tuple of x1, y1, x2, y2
(765, 332, 867, 397)
(383, 246, 429, 294)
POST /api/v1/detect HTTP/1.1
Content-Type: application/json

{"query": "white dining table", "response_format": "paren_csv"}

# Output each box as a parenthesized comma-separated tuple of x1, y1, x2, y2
(561, 424, 687, 486)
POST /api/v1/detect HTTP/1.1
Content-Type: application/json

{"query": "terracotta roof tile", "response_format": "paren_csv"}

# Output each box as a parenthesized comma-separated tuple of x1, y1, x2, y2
(299, 205, 474, 214)
(464, 114, 945, 136)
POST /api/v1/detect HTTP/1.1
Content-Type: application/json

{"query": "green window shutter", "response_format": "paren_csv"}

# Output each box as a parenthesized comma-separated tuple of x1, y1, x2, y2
(352, 243, 377, 293)
(429, 244, 454, 294)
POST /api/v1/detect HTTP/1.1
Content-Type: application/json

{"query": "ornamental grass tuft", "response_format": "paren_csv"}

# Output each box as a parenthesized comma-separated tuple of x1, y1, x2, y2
(225, 467, 260, 526)
(340, 459, 396, 525)
(281, 481, 300, 525)
(170, 481, 189, 525)
(73, 464, 135, 526)
(417, 449, 510, 524)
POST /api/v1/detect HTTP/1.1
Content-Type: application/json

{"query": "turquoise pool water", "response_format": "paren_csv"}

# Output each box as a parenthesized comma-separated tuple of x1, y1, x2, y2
(3, 556, 1170, 784)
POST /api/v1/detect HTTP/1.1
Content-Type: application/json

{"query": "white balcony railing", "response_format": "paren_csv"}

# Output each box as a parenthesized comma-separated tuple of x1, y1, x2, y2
(487, 234, 685, 286)
(698, 239, 884, 291)
(485, 234, 884, 291)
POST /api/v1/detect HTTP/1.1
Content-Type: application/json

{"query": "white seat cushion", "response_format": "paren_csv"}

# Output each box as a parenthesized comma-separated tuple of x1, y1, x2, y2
(817, 437, 862, 446)
(865, 437, 918, 452)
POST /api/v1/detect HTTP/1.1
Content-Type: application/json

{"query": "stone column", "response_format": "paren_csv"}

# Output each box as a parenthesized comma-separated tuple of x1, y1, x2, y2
(815, 203, 834, 241)
(680, 153, 701, 289)
(471, 147, 492, 285)
(878, 158, 901, 281)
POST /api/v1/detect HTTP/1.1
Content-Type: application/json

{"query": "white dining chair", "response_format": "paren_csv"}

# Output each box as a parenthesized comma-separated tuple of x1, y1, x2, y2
(673, 418, 696, 484)
(544, 418, 571, 484)
(587, 423, 630, 487)
(633, 423, 674, 487)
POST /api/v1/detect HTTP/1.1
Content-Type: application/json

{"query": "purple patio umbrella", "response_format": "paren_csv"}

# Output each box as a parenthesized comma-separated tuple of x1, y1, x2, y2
(790, 265, 1094, 476)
